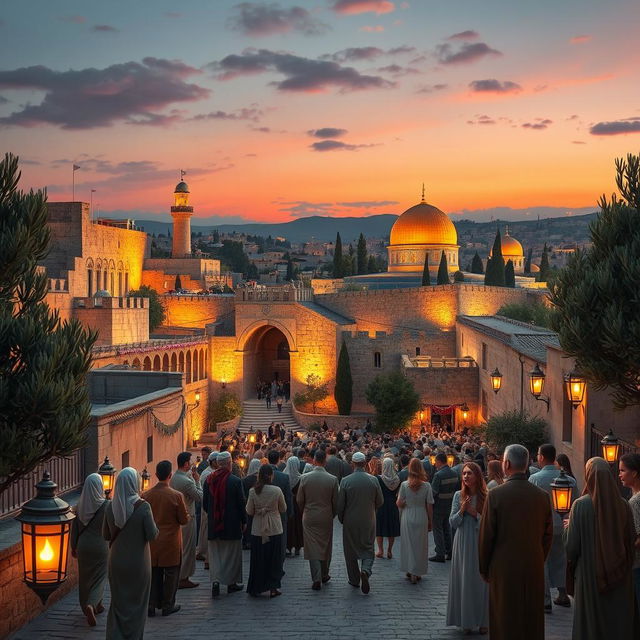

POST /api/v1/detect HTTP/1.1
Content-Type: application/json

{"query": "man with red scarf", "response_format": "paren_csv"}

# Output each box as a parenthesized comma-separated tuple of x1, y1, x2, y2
(203, 451, 247, 598)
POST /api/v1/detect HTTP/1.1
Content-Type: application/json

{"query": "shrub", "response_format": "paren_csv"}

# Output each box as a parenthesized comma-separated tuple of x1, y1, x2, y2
(293, 374, 329, 413)
(209, 391, 242, 430)
(497, 301, 555, 329)
(365, 372, 420, 433)
(481, 410, 548, 456)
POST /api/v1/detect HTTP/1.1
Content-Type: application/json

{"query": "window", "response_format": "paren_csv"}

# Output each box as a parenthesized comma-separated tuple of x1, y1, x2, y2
(147, 436, 153, 463)
(481, 391, 488, 420)
(562, 392, 573, 443)
(121, 450, 130, 469)
(461, 332, 464, 347)
(374, 352, 381, 368)
(481, 343, 488, 370)
(87, 269, 93, 297)
(415, 347, 421, 356)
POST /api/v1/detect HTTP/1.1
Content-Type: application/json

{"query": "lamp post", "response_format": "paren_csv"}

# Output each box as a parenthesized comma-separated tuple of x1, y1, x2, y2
(490, 368, 502, 394)
(98, 457, 116, 498)
(529, 363, 550, 410)
(565, 370, 586, 409)
(601, 429, 620, 464)
(16, 471, 75, 604)
(550, 469, 574, 515)
(141, 467, 151, 492)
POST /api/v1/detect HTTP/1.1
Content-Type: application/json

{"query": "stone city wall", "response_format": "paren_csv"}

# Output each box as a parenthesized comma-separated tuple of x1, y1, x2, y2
(162, 295, 236, 335)
(74, 297, 150, 346)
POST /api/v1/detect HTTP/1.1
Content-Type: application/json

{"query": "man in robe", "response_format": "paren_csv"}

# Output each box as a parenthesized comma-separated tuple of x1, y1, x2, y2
(196, 452, 218, 570)
(297, 449, 338, 590)
(479, 444, 553, 640)
(170, 451, 202, 589)
(326, 446, 345, 483)
(143, 460, 189, 616)
(337, 451, 383, 594)
(203, 451, 246, 597)
(430, 452, 460, 562)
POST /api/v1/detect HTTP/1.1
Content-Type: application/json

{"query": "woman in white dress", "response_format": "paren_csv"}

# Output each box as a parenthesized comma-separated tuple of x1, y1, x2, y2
(446, 462, 489, 635)
(397, 458, 434, 584)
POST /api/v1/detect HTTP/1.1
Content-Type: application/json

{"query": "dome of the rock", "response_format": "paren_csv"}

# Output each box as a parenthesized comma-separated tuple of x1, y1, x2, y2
(389, 202, 458, 246)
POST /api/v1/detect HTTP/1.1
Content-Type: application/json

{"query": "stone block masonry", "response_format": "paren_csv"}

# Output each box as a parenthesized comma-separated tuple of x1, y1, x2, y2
(163, 295, 236, 336)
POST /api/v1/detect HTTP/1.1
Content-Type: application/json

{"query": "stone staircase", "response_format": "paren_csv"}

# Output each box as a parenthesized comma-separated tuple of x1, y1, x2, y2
(236, 399, 300, 434)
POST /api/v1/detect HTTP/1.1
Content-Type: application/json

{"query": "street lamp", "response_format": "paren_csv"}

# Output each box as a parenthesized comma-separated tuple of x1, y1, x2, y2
(550, 469, 573, 515)
(98, 457, 116, 498)
(141, 467, 151, 492)
(16, 471, 75, 603)
(194, 391, 201, 406)
(490, 368, 502, 394)
(460, 403, 469, 423)
(529, 363, 550, 409)
(565, 370, 586, 409)
(601, 429, 620, 464)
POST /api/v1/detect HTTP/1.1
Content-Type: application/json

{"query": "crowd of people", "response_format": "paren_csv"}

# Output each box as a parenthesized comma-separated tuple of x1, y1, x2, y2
(256, 379, 290, 412)
(69, 424, 640, 639)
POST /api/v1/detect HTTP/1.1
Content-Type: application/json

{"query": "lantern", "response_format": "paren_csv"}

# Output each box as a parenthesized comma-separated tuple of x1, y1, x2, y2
(419, 410, 424, 422)
(529, 363, 546, 398)
(141, 467, 151, 492)
(565, 370, 586, 409)
(16, 472, 75, 603)
(248, 434, 256, 444)
(490, 368, 502, 394)
(98, 457, 116, 498)
(446, 453, 455, 467)
(601, 429, 620, 464)
(194, 391, 201, 405)
(238, 457, 246, 469)
(229, 445, 235, 452)
(460, 403, 469, 422)
(550, 469, 573, 515)
(429, 454, 436, 466)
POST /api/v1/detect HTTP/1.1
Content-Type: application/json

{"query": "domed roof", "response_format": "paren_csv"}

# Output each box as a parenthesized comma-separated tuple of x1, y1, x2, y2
(94, 289, 111, 298)
(490, 229, 524, 258)
(174, 181, 189, 193)
(389, 201, 457, 246)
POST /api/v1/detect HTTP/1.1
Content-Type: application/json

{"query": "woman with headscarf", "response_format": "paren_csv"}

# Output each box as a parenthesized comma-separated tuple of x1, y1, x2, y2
(285, 455, 304, 555)
(71, 473, 108, 627)
(103, 467, 158, 640)
(242, 458, 262, 549)
(375, 457, 401, 559)
(563, 457, 638, 640)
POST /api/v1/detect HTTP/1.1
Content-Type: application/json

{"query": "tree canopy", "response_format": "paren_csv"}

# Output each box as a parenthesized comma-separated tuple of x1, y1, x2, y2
(334, 341, 353, 415)
(421, 253, 430, 286)
(437, 250, 450, 285)
(365, 372, 420, 432)
(484, 230, 506, 286)
(129, 285, 166, 331)
(471, 251, 484, 274)
(333, 232, 344, 278)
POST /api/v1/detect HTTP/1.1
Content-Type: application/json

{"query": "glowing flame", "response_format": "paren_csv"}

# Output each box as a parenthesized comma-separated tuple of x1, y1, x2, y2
(40, 538, 54, 562)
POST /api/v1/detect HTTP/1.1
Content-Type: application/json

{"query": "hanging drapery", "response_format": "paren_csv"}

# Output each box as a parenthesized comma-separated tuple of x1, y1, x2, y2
(151, 401, 186, 436)
(429, 405, 457, 415)
(109, 396, 185, 437)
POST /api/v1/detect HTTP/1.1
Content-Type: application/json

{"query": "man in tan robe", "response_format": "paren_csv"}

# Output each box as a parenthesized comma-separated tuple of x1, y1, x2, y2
(479, 444, 553, 640)
(142, 460, 189, 616)
(297, 448, 339, 590)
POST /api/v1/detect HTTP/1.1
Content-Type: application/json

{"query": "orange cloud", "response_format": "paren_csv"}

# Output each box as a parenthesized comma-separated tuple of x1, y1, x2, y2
(570, 35, 591, 44)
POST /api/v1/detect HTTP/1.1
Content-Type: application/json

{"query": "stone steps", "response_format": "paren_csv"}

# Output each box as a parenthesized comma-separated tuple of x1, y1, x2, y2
(237, 399, 299, 433)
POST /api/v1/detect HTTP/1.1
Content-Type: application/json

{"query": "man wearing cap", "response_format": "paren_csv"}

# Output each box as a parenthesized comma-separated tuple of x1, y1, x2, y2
(297, 449, 339, 590)
(196, 452, 218, 569)
(203, 451, 247, 597)
(337, 451, 383, 594)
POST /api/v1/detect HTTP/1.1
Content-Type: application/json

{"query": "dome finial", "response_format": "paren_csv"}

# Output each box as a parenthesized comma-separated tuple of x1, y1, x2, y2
(180, 169, 186, 181)
(505, 224, 510, 236)
(421, 183, 425, 203)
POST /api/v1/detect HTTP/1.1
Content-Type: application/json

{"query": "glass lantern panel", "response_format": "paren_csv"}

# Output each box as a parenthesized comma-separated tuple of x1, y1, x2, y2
(22, 523, 71, 584)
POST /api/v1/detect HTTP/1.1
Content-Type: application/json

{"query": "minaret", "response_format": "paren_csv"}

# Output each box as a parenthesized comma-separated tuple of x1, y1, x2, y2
(171, 174, 193, 258)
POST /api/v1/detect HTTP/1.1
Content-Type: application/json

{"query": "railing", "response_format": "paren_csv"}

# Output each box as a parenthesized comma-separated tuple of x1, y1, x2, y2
(0, 449, 85, 519)
(92, 334, 208, 356)
(236, 284, 313, 303)
(403, 355, 477, 368)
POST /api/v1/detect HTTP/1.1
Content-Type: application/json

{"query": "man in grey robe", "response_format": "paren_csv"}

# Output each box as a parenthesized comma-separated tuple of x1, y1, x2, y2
(297, 449, 338, 590)
(196, 451, 218, 568)
(337, 451, 383, 594)
(170, 451, 202, 588)
(325, 446, 345, 483)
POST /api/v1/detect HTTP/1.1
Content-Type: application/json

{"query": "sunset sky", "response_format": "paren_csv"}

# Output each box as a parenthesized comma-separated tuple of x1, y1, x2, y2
(2, 0, 639, 223)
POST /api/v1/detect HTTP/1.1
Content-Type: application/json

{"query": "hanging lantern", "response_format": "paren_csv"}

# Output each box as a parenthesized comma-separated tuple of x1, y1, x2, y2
(194, 391, 201, 404)
(98, 457, 116, 498)
(248, 434, 256, 444)
(446, 453, 455, 467)
(529, 363, 546, 398)
(140, 467, 151, 492)
(490, 368, 502, 394)
(16, 471, 76, 603)
(550, 469, 574, 515)
(238, 457, 246, 469)
(565, 370, 586, 409)
(429, 454, 436, 466)
(460, 403, 469, 422)
(419, 410, 424, 422)
(601, 429, 620, 464)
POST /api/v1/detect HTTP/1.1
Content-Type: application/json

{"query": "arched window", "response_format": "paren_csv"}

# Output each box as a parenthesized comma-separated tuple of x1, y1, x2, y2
(170, 353, 177, 372)
(143, 356, 151, 371)
(374, 352, 381, 368)
(200, 349, 206, 379)
(193, 351, 199, 382)
(153, 355, 161, 371)
(186, 351, 192, 384)
(132, 358, 141, 370)
(276, 340, 290, 360)
(162, 354, 169, 371)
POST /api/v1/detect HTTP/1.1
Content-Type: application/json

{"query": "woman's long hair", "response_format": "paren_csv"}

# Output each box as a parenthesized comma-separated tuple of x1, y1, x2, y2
(254, 464, 273, 495)
(407, 457, 426, 490)
(461, 462, 487, 514)
(368, 456, 382, 476)
(556, 453, 575, 479)
(487, 460, 505, 485)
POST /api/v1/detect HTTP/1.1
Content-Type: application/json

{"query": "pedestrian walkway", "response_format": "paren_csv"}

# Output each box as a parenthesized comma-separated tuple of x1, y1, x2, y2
(11, 523, 573, 639)
(237, 399, 299, 434)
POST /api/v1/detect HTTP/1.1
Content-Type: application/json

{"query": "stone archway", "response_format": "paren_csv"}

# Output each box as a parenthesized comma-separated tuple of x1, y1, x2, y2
(242, 325, 292, 399)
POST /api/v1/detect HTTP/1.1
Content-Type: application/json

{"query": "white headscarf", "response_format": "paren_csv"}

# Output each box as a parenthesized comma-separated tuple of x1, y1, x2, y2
(111, 467, 140, 529)
(380, 457, 400, 491)
(284, 456, 302, 488)
(247, 458, 262, 476)
(76, 473, 105, 525)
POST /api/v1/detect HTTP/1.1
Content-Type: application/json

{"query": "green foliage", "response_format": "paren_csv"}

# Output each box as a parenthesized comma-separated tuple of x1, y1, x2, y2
(128, 285, 166, 331)
(285, 254, 295, 280)
(365, 372, 420, 433)
(524, 247, 533, 274)
(367, 254, 377, 274)
(333, 232, 344, 278)
(549, 153, 640, 408)
(209, 391, 242, 429)
(357, 233, 368, 275)
(453, 270, 465, 282)
(212, 229, 220, 243)
(421, 253, 431, 286)
(482, 410, 548, 455)
(504, 259, 516, 287)
(294, 373, 329, 413)
(538, 243, 551, 282)
(437, 250, 450, 285)
(497, 300, 555, 329)
(471, 251, 484, 274)
(485, 229, 506, 286)
(0, 153, 97, 495)
(334, 341, 353, 415)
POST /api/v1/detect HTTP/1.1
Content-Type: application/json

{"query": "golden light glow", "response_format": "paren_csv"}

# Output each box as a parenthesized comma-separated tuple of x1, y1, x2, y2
(565, 371, 586, 408)
(195, 391, 201, 403)
(490, 232, 524, 259)
(174, 192, 189, 207)
(446, 454, 455, 467)
(238, 457, 246, 468)
(429, 455, 436, 466)
(248, 434, 256, 443)
(39, 538, 55, 565)
(389, 202, 458, 246)
(490, 368, 502, 394)
(551, 485, 572, 513)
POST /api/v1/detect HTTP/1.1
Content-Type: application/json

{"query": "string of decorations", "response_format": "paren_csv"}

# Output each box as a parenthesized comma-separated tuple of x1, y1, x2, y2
(152, 403, 186, 436)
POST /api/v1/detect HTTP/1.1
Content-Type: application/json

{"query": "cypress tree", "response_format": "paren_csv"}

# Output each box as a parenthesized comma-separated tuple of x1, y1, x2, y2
(505, 259, 516, 287)
(174, 274, 182, 290)
(484, 257, 493, 285)
(421, 252, 431, 286)
(347, 243, 355, 275)
(524, 247, 532, 274)
(437, 250, 450, 284)
(0, 153, 96, 495)
(367, 254, 377, 273)
(333, 232, 344, 278)
(286, 254, 294, 280)
(357, 233, 368, 275)
(471, 251, 484, 274)
(334, 341, 353, 415)
(486, 229, 505, 286)
(539, 243, 551, 282)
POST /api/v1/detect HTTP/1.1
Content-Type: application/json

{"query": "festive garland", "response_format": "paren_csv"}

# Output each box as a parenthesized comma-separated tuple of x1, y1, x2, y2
(152, 403, 186, 436)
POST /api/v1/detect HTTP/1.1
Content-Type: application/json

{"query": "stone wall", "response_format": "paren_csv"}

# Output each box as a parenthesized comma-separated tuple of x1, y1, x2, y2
(291, 405, 372, 431)
(162, 295, 236, 335)
(74, 296, 149, 346)
(141, 270, 204, 293)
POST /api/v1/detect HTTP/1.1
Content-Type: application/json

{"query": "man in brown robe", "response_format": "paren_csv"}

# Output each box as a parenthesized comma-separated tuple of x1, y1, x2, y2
(479, 444, 553, 640)
(142, 460, 189, 616)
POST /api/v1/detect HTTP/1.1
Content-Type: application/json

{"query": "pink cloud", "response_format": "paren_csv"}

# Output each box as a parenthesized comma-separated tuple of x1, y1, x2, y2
(570, 35, 591, 44)
(360, 25, 385, 32)
(332, 1, 395, 16)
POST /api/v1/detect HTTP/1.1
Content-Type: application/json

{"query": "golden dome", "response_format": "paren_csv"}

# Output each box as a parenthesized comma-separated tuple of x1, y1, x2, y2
(389, 201, 457, 246)
(490, 230, 524, 258)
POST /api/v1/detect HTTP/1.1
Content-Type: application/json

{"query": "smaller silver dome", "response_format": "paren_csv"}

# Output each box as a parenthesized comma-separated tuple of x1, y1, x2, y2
(94, 289, 111, 297)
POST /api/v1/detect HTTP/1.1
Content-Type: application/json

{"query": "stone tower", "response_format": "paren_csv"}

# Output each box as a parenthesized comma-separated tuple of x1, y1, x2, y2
(171, 179, 193, 258)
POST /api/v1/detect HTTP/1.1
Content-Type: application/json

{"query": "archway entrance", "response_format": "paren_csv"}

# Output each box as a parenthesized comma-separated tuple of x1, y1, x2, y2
(242, 325, 291, 399)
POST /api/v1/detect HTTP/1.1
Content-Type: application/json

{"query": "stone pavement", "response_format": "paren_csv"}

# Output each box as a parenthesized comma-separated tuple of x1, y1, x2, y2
(12, 523, 573, 640)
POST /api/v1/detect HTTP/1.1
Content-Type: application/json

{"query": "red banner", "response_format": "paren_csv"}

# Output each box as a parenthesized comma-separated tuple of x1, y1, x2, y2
(429, 405, 457, 415)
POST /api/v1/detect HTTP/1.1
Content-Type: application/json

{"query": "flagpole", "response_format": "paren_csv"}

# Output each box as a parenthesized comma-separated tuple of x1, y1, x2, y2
(72, 167, 75, 202)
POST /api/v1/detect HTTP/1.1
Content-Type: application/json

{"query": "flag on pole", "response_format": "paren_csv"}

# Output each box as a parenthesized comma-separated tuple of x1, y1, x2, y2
(73, 164, 80, 171)
(180, 169, 187, 179)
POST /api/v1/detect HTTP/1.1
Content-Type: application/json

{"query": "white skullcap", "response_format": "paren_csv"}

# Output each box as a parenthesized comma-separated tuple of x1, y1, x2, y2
(217, 451, 231, 461)
(352, 452, 366, 463)
(208, 451, 219, 462)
